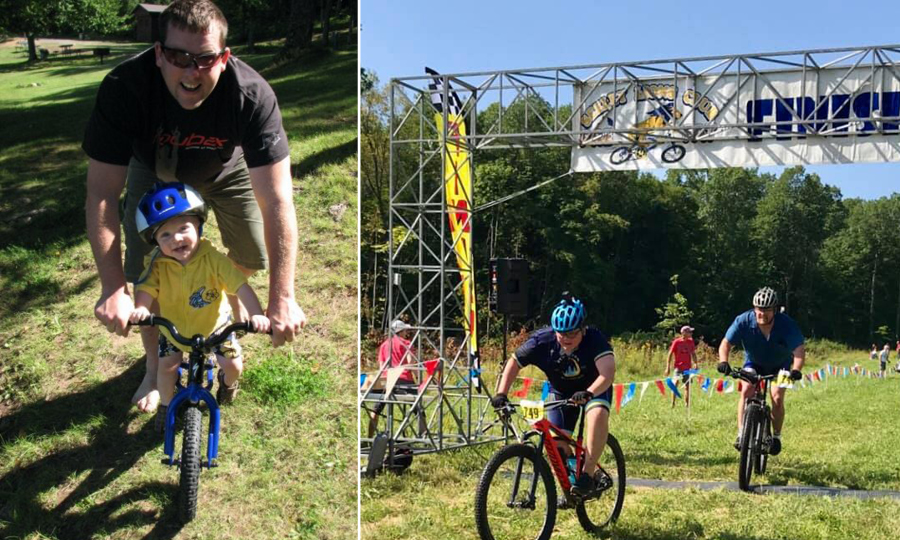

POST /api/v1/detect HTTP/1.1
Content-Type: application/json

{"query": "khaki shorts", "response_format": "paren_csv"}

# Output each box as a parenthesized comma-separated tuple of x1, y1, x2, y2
(122, 156, 268, 282)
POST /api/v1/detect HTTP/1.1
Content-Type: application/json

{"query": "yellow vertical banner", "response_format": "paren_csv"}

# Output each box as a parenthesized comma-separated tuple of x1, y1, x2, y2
(427, 68, 480, 390)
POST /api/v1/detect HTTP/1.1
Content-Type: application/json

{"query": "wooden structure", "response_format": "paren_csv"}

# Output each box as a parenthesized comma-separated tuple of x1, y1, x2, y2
(133, 3, 167, 43)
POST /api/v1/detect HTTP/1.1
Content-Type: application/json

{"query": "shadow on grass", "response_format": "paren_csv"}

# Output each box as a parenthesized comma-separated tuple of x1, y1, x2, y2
(293, 137, 357, 178)
(626, 449, 736, 469)
(0, 362, 185, 540)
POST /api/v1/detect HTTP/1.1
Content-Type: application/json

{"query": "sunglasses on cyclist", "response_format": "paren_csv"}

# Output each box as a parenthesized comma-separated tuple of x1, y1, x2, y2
(160, 45, 225, 69)
(556, 328, 582, 339)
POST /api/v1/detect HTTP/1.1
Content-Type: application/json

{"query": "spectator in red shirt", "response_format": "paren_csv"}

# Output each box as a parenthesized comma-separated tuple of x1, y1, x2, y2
(378, 320, 415, 383)
(665, 325, 698, 407)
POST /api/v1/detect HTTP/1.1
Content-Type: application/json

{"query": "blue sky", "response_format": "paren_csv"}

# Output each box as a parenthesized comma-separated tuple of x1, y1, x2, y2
(361, 0, 900, 200)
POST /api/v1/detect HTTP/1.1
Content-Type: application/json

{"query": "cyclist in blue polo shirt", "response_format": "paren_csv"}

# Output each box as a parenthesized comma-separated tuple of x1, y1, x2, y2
(717, 287, 805, 455)
(492, 293, 616, 499)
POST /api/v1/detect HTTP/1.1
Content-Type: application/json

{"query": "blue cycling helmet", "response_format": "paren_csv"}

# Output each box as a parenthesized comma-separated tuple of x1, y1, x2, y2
(135, 182, 208, 244)
(550, 292, 586, 332)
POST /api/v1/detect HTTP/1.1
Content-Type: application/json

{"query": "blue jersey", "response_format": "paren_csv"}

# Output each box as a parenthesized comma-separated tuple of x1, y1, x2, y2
(513, 327, 614, 396)
(724, 310, 804, 370)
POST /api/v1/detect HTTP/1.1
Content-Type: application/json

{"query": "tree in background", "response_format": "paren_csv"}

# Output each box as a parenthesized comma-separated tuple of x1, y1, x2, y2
(2, 0, 125, 61)
(655, 275, 694, 335)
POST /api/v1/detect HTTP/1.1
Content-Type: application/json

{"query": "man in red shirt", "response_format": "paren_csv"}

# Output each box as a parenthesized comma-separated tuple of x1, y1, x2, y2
(665, 325, 698, 407)
(377, 320, 415, 383)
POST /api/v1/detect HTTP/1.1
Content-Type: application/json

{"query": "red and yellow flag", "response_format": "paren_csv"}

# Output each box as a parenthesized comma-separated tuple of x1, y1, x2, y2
(427, 67, 480, 390)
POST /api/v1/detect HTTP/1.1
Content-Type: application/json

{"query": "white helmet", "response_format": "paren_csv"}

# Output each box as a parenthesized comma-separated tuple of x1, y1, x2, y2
(752, 287, 778, 308)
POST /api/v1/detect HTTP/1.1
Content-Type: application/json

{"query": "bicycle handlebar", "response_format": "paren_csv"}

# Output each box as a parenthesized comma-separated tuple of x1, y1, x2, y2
(133, 315, 270, 350)
(725, 366, 778, 385)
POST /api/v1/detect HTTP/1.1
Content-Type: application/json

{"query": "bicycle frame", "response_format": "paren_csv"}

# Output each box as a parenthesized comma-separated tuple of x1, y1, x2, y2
(162, 348, 222, 468)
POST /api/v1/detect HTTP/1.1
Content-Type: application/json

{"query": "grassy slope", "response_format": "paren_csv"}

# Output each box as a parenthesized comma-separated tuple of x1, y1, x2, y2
(0, 39, 358, 540)
(362, 349, 900, 540)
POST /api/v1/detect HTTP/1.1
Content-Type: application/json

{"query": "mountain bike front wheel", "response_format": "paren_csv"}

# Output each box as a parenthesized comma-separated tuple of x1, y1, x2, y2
(738, 406, 758, 491)
(474, 443, 557, 540)
(575, 433, 626, 533)
(610, 147, 633, 165)
(754, 410, 770, 475)
(178, 406, 202, 522)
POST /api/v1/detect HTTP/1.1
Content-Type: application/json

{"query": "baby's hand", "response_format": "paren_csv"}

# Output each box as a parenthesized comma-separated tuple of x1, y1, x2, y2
(250, 314, 271, 334)
(129, 306, 151, 324)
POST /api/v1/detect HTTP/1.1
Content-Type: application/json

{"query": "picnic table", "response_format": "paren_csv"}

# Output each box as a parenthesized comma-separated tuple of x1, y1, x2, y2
(59, 44, 74, 54)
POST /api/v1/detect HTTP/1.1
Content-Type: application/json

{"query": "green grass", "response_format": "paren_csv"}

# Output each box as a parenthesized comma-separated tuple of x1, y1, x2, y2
(0, 36, 357, 540)
(362, 349, 900, 539)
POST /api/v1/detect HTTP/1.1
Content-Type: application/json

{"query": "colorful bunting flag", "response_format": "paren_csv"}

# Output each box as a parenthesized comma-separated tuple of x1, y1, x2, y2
(541, 381, 550, 401)
(614, 384, 624, 413)
(665, 377, 682, 399)
(360, 373, 367, 388)
(639, 381, 650, 403)
(702, 377, 712, 392)
(655, 380, 666, 396)
(723, 380, 735, 393)
(512, 377, 533, 398)
(622, 383, 636, 408)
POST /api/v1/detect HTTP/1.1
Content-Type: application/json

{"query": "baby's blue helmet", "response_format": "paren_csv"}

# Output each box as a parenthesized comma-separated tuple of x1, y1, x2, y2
(135, 182, 207, 244)
(550, 292, 586, 332)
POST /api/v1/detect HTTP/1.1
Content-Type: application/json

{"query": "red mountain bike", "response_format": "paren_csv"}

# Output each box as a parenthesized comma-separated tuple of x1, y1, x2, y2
(474, 399, 625, 540)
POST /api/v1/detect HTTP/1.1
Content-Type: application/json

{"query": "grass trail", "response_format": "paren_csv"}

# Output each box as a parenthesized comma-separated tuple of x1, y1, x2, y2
(362, 350, 900, 540)
(0, 37, 357, 540)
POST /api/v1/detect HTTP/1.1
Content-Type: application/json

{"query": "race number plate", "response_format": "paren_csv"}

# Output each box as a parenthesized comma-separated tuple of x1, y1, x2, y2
(520, 400, 544, 424)
(775, 369, 794, 389)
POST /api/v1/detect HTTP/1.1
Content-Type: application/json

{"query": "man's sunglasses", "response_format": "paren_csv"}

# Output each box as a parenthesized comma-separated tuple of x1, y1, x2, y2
(160, 45, 224, 69)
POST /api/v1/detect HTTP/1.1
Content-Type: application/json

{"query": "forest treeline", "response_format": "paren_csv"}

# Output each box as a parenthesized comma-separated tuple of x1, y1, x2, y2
(361, 72, 900, 348)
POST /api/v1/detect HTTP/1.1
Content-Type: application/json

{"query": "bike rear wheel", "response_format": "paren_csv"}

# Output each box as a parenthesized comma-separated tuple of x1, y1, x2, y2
(738, 406, 757, 491)
(178, 406, 202, 522)
(474, 443, 557, 540)
(661, 144, 686, 163)
(575, 433, 626, 533)
(610, 147, 632, 165)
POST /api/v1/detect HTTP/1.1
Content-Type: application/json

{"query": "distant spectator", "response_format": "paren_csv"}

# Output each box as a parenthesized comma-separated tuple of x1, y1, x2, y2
(665, 325, 698, 408)
(880, 344, 889, 378)
(870, 344, 878, 361)
(378, 320, 416, 383)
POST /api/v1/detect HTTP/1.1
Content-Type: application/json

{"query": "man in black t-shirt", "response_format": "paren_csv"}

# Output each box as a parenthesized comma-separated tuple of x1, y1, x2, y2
(84, 1, 306, 413)
(492, 294, 616, 498)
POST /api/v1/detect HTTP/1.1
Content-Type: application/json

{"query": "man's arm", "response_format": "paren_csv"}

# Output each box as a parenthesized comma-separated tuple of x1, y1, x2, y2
(665, 347, 674, 375)
(248, 156, 307, 346)
(587, 354, 615, 396)
(718, 338, 732, 365)
(85, 158, 132, 336)
(791, 344, 805, 372)
(495, 357, 521, 396)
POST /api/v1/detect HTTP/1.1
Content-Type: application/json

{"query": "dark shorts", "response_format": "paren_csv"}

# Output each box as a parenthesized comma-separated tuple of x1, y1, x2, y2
(673, 368, 692, 384)
(123, 157, 268, 282)
(547, 388, 611, 436)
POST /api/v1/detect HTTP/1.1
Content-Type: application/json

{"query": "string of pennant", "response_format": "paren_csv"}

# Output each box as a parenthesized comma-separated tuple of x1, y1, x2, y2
(361, 362, 885, 413)
(505, 363, 882, 414)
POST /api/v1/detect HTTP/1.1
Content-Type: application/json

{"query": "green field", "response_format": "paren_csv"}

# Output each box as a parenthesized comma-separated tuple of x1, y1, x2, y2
(362, 349, 900, 540)
(0, 37, 358, 540)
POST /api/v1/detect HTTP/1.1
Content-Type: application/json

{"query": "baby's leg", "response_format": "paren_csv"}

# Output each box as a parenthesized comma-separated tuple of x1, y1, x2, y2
(215, 335, 244, 404)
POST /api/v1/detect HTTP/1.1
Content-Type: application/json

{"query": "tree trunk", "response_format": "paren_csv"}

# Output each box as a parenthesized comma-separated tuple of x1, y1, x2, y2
(285, 0, 317, 51)
(321, 0, 333, 48)
(27, 34, 38, 62)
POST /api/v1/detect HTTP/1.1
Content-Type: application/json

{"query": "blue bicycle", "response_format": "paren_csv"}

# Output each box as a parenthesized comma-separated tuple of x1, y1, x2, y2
(134, 315, 266, 522)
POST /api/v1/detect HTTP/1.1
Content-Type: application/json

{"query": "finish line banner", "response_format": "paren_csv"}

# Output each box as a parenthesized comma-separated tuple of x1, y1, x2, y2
(571, 65, 900, 171)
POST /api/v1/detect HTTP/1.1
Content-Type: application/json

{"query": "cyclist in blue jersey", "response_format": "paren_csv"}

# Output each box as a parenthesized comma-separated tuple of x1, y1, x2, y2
(717, 287, 804, 455)
(492, 293, 616, 499)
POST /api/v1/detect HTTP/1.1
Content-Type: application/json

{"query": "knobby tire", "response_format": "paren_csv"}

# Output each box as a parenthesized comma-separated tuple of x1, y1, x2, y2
(575, 432, 626, 533)
(474, 443, 557, 540)
(738, 406, 757, 491)
(754, 410, 770, 475)
(178, 406, 202, 523)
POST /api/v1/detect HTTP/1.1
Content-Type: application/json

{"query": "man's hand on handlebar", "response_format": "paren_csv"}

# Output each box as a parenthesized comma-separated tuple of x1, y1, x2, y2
(790, 369, 803, 381)
(570, 390, 594, 405)
(717, 362, 731, 374)
(491, 393, 510, 410)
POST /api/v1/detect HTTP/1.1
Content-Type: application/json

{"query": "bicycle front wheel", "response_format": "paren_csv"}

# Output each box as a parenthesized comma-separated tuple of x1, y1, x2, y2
(610, 147, 632, 165)
(178, 406, 202, 522)
(576, 432, 626, 533)
(474, 443, 557, 540)
(754, 411, 770, 475)
(738, 406, 757, 491)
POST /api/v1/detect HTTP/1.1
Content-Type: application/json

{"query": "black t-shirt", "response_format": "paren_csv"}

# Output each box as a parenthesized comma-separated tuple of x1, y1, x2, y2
(82, 48, 290, 183)
(514, 327, 614, 396)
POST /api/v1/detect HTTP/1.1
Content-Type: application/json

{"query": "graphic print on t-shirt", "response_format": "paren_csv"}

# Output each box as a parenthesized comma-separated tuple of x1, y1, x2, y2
(560, 354, 582, 378)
